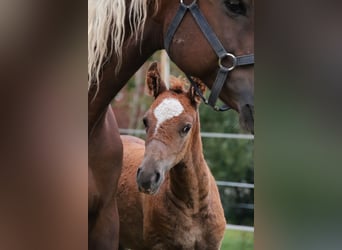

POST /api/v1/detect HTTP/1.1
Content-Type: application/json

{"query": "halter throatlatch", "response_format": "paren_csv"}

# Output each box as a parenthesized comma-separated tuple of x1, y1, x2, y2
(164, 0, 254, 111)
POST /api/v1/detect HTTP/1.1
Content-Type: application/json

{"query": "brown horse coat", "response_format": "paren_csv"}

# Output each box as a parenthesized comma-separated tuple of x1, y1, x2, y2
(89, 1, 254, 248)
(117, 63, 226, 250)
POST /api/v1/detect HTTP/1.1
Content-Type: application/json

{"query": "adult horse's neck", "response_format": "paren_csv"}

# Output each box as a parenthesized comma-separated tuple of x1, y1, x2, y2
(88, 18, 163, 134)
(169, 113, 210, 213)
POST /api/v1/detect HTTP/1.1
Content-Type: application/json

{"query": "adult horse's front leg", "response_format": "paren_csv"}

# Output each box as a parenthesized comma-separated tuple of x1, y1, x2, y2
(89, 106, 123, 250)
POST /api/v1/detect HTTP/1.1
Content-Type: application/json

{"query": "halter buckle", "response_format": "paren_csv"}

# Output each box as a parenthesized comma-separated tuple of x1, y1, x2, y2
(218, 53, 237, 72)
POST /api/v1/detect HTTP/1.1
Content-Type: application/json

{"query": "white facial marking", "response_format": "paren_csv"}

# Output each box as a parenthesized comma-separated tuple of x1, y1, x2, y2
(153, 98, 184, 133)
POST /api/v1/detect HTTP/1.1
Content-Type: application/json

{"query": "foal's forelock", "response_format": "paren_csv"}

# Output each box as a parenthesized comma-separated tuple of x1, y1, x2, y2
(88, 0, 158, 89)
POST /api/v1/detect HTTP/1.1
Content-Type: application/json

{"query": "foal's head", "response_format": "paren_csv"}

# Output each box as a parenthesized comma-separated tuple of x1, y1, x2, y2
(136, 62, 205, 194)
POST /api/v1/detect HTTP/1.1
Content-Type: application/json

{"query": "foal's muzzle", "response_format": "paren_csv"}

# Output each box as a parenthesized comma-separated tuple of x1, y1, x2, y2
(136, 167, 162, 195)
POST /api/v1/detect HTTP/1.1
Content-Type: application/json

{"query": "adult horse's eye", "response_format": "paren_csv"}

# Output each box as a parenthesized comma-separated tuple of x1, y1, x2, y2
(224, 0, 247, 16)
(180, 124, 192, 136)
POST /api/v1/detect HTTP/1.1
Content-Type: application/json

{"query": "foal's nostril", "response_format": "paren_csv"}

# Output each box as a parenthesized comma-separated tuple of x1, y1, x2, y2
(137, 168, 141, 178)
(155, 171, 161, 183)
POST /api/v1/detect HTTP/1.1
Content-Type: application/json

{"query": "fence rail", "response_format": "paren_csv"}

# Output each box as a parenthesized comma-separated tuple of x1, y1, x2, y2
(216, 181, 254, 189)
(201, 132, 254, 140)
(119, 128, 254, 140)
(226, 224, 254, 232)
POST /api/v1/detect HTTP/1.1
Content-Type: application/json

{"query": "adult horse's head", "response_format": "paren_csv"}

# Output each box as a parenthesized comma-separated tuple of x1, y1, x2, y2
(89, 0, 254, 133)
(136, 62, 204, 194)
(158, 0, 254, 133)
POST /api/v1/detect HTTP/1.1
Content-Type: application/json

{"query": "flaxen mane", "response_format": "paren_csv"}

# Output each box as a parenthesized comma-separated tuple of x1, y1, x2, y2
(88, 0, 157, 89)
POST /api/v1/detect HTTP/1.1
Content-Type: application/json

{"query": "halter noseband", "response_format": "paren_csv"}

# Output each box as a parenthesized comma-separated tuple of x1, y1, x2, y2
(164, 0, 254, 111)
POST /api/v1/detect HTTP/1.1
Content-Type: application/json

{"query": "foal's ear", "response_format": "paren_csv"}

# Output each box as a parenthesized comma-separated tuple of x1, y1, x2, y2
(189, 77, 206, 106)
(146, 62, 167, 98)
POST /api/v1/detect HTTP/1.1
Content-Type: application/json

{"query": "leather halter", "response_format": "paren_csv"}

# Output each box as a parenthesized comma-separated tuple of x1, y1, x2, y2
(164, 0, 254, 111)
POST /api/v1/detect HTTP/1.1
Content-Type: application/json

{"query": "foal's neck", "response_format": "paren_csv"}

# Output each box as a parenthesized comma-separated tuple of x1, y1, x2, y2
(169, 118, 211, 213)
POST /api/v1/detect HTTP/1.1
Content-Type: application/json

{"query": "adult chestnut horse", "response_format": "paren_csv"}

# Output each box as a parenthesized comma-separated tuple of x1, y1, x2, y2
(88, 0, 253, 249)
(117, 63, 226, 249)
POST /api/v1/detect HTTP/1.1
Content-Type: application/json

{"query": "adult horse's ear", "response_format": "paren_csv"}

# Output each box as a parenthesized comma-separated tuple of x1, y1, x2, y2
(146, 62, 167, 98)
(189, 77, 206, 106)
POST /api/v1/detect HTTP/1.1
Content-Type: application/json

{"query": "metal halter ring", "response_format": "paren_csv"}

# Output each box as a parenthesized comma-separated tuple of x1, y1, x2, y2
(180, 0, 197, 8)
(218, 53, 237, 72)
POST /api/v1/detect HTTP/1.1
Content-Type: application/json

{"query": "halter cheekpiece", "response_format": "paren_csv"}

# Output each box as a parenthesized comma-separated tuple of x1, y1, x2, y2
(164, 0, 254, 111)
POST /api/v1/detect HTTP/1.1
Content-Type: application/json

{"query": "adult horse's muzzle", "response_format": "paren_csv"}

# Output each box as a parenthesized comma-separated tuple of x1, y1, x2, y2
(240, 103, 254, 134)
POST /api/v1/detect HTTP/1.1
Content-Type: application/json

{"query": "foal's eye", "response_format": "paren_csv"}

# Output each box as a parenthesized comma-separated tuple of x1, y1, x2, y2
(180, 124, 192, 136)
(224, 0, 247, 16)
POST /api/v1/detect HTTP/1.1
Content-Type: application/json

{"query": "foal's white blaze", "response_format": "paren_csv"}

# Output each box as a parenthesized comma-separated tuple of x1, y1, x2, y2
(153, 98, 184, 133)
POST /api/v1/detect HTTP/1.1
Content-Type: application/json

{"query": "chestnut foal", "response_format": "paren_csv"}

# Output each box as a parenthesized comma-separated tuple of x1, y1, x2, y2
(117, 63, 226, 250)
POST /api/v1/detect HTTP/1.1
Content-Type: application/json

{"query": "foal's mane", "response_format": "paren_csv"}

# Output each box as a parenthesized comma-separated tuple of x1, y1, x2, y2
(88, 0, 158, 89)
(169, 76, 189, 94)
(168, 76, 205, 106)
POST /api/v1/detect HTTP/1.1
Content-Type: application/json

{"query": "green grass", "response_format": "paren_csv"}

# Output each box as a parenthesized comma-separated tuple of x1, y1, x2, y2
(220, 230, 254, 250)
